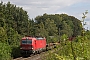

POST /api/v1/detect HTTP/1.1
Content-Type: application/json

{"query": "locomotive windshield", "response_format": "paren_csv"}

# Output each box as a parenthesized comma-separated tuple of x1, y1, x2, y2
(22, 40, 32, 44)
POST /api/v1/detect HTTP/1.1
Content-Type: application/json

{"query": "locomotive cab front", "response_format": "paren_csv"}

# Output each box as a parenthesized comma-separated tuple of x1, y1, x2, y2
(20, 37, 34, 54)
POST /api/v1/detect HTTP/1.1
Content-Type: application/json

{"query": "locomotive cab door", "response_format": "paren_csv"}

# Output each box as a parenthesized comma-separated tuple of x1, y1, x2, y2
(35, 40, 37, 50)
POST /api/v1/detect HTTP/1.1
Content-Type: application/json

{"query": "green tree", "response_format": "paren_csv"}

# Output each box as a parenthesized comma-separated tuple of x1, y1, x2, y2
(44, 18, 58, 36)
(59, 21, 73, 37)
(0, 42, 11, 60)
(7, 27, 21, 46)
(0, 27, 7, 43)
(34, 22, 48, 37)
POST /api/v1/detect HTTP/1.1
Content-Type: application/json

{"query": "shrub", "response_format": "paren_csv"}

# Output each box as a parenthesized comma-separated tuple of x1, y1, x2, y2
(0, 42, 11, 60)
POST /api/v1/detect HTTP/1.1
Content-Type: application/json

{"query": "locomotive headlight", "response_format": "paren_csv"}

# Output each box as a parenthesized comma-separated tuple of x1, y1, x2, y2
(20, 48, 22, 49)
(32, 48, 33, 49)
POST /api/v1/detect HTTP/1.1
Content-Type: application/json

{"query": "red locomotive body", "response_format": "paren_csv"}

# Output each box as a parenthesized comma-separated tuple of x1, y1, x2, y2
(20, 36, 46, 54)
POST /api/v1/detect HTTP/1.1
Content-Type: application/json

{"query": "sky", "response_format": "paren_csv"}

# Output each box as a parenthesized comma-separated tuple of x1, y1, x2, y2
(1, 0, 90, 30)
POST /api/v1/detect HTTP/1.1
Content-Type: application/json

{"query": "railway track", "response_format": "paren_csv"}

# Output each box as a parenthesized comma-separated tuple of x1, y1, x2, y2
(13, 43, 60, 60)
(13, 51, 48, 60)
(13, 49, 58, 60)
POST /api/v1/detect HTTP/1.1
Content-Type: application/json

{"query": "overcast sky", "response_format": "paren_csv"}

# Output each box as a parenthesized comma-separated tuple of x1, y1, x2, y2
(1, 0, 90, 30)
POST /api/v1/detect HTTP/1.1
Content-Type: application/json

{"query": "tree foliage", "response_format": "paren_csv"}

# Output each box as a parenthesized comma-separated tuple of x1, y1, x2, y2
(35, 13, 82, 37)
(0, 1, 29, 59)
(0, 42, 11, 60)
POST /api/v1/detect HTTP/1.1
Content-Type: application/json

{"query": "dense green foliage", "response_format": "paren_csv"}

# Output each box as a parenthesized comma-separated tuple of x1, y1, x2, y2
(0, 1, 88, 60)
(0, 42, 11, 60)
(45, 35, 90, 60)
(0, 1, 29, 59)
(35, 13, 82, 37)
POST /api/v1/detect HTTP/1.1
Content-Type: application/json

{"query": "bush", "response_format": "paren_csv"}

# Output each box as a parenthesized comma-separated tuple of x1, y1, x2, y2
(0, 42, 11, 60)
(45, 35, 90, 60)
(11, 46, 21, 58)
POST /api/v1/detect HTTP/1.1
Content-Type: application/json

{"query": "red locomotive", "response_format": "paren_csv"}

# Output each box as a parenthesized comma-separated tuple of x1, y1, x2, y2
(20, 36, 46, 54)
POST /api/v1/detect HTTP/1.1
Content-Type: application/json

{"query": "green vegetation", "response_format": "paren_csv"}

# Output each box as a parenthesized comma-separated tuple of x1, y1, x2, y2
(45, 35, 90, 60)
(0, 42, 11, 60)
(45, 10, 90, 60)
(0, 1, 89, 60)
